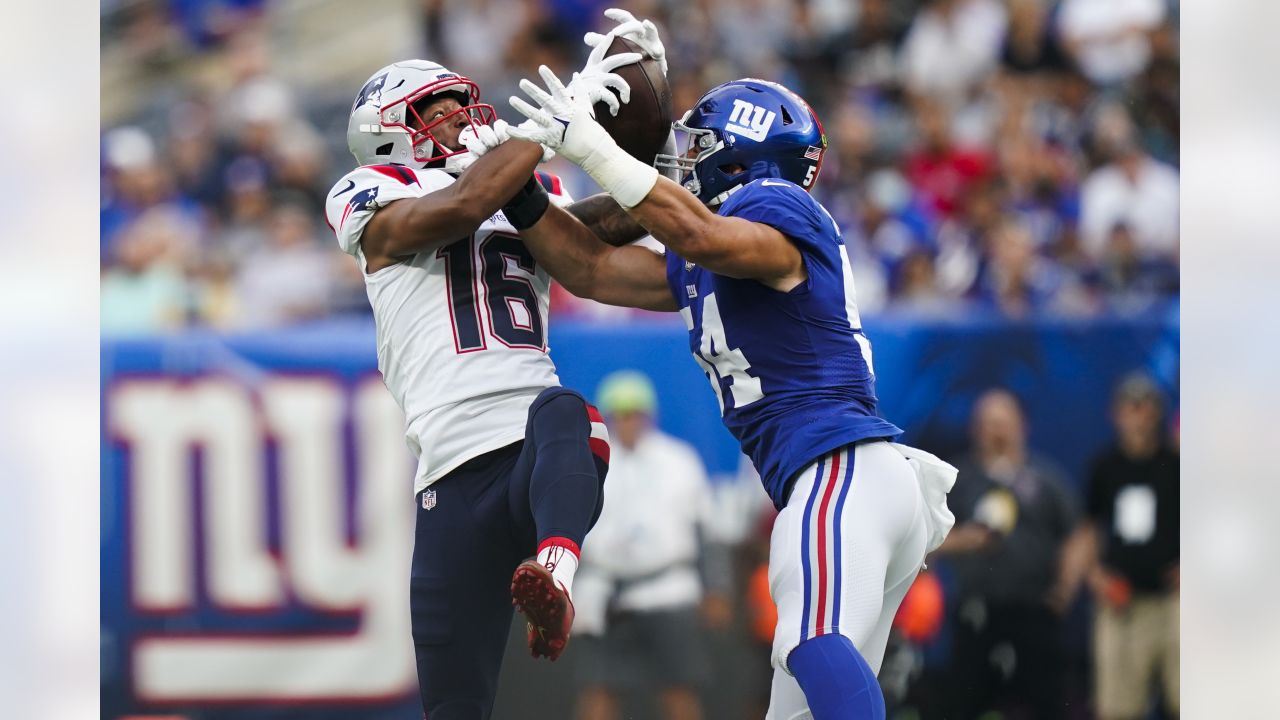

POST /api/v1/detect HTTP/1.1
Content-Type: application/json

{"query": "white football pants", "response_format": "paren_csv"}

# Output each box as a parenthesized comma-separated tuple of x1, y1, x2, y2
(764, 440, 953, 720)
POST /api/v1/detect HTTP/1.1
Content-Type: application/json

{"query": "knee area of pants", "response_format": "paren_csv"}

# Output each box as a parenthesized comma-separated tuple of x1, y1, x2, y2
(532, 386, 585, 408)
(788, 634, 885, 720)
(540, 391, 586, 412)
(787, 633, 875, 679)
(532, 393, 588, 424)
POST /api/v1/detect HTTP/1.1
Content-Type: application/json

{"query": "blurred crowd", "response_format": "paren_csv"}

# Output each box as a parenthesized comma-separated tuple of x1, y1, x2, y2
(102, 0, 1179, 333)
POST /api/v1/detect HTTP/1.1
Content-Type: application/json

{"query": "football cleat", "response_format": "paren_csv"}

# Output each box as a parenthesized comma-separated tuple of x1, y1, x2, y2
(510, 559, 574, 661)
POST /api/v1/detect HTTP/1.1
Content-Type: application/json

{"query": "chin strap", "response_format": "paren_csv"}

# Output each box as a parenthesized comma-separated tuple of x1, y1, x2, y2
(706, 182, 747, 207)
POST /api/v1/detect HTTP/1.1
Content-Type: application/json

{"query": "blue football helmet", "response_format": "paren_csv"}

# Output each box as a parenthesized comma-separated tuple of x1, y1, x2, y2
(655, 79, 827, 206)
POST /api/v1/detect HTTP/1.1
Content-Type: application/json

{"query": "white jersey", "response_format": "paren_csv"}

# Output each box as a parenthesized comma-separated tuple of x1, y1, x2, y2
(324, 164, 573, 495)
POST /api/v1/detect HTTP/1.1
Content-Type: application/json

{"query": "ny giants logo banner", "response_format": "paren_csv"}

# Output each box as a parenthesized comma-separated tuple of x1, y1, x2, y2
(102, 334, 422, 719)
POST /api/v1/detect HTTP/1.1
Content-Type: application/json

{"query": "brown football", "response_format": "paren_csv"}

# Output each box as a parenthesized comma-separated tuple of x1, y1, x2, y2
(592, 36, 673, 164)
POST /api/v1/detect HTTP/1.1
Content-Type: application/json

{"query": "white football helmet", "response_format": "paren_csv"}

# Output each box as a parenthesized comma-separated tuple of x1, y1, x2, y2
(347, 60, 496, 172)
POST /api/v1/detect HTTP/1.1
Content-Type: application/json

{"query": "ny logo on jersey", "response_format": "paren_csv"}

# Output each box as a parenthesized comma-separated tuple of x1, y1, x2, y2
(725, 99, 776, 142)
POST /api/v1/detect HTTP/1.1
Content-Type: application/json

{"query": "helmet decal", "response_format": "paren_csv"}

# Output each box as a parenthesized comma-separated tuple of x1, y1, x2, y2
(724, 99, 776, 142)
(353, 73, 388, 110)
(654, 79, 826, 205)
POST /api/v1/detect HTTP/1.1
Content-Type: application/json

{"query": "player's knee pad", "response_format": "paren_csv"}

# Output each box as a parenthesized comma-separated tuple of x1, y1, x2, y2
(528, 386, 610, 473)
(787, 634, 885, 720)
(528, 386, 588, 420)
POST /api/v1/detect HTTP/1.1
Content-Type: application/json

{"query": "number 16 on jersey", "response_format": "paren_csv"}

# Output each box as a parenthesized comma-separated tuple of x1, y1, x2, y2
(437, 233, 545, 353)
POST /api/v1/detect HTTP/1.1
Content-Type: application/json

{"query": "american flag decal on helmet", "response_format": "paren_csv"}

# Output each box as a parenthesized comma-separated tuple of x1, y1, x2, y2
(804, 146, 823, 161)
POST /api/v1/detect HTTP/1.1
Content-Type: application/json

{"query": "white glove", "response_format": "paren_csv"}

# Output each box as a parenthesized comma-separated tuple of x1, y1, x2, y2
(509, 65, 659, 209)
(458, 119, 555, 163)
(509, 65, 615, 165)
(571, 25, 644, 117)
(584, 8, 668, 76)
(457, 121, 505, 157)
(442, 151, 476, 174)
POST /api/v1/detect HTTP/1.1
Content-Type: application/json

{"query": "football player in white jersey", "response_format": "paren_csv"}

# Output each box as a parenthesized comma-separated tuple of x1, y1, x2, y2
(323, 32, 654, 719)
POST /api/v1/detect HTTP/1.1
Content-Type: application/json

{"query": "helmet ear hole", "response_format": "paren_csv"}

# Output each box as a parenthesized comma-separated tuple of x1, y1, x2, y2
(780, 105, 793, 125)
(375, 142, 394, 156)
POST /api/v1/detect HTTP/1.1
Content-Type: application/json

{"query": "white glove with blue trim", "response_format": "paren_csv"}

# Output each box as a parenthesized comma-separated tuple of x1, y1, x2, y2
(584, 8, 668, 76)
(458, 119, 555, 164)
(508, 64, 659, 209)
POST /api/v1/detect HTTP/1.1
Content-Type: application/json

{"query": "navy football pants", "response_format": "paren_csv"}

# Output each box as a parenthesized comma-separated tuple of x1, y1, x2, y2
(410, 387, 608, 719)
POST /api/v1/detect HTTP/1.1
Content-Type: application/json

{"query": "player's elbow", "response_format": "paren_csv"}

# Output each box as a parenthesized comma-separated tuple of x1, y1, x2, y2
(558, 277, 600, 301)
(680, 229, 751, 278)
(558, 252, 615, 302)
(674, 219, 726, 268)
(556, 264, 607, 301)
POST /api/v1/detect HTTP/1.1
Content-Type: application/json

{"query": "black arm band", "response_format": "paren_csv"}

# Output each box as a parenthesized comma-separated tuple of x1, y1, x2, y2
(502, 175, 551, 231)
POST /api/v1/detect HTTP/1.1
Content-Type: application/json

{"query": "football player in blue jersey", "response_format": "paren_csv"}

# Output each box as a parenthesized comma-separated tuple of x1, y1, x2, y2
(461, 13, 959, 719)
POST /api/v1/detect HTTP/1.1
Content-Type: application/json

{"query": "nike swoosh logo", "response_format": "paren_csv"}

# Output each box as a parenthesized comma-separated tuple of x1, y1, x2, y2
(331, 179, 356, 197)
(760, 179, 790, 188)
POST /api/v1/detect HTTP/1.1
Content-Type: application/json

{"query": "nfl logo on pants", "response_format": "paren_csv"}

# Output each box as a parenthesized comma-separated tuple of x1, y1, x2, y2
(422, 489, 437, 510)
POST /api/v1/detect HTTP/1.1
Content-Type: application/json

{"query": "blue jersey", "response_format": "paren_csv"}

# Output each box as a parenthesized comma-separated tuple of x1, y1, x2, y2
(666, 178, 902, 509)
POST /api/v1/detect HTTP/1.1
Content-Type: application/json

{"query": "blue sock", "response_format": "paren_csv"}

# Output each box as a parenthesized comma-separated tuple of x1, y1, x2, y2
(787, 634, 885, 720)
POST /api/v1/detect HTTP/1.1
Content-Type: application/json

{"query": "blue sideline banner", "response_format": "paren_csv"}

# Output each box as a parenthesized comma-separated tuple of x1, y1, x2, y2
(101, 309, 1176, 719)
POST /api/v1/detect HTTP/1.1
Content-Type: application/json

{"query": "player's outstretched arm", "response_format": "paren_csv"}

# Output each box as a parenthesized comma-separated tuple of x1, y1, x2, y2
(360, 141, 543, 272)
(517, 202, 675, 311)
(564, 193, 649, 247)
(625, 177, 804, 287)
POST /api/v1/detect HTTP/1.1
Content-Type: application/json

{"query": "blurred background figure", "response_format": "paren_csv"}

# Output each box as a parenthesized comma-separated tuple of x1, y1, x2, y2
(900, 0, 1008, 106)
(100, 207, 197, 335)
(1060, 372, 1180, 720)
(572, 370, 729, 720)
(231, 203, 340, 327)
(976, 217, 1089, 317)
(935, 389, 1081, 720)
(1057, 0, 1167, 87)
(1079, 105, 1179, 264)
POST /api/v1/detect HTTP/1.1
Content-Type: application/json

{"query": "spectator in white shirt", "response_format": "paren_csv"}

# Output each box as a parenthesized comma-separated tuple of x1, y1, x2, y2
(232, 203, 341, 328)
(574, 371, 723, 720)
(900, 0, 1008, 105)
(1058, 0, 1167, 86)
(1080, 107, 1179, 261)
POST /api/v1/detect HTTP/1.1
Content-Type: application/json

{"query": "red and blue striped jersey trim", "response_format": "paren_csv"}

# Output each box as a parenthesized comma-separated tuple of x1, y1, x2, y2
(368, 164, 420, 186)
(535, 171, 563, 196)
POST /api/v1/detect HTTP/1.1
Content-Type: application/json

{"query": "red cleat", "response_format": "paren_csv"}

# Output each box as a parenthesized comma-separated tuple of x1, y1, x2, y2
(510, 560, 574, 661)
